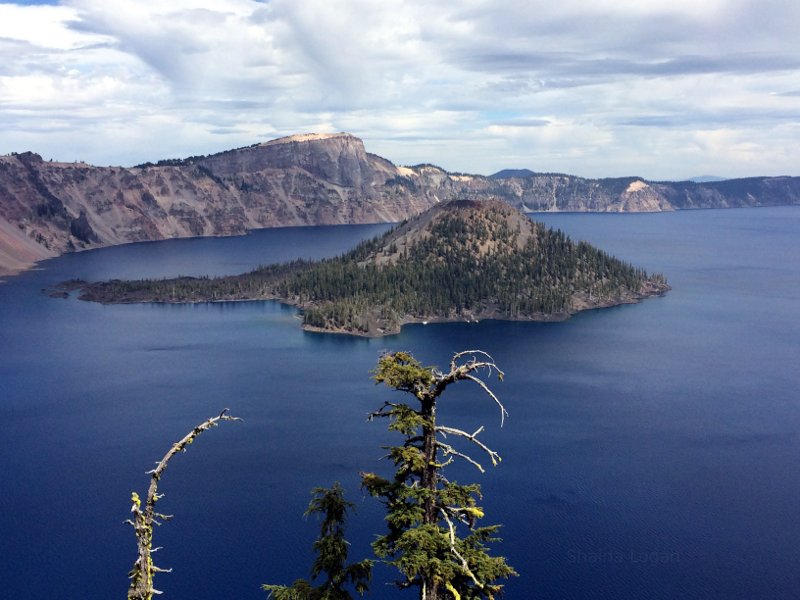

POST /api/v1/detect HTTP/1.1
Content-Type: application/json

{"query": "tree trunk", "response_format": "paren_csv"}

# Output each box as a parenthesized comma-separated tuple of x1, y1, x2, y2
(421, 396, 437, 524)
(420, 396, 443, 600)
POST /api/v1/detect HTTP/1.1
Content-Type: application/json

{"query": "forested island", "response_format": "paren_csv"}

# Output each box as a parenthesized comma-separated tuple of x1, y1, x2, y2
(73, 199, 669, 336)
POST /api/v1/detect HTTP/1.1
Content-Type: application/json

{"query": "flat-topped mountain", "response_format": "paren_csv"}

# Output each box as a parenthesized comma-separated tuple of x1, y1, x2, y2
(2, 132, 799, 277)
(75, 199, 669, 336)
(198, 133, 379, 186)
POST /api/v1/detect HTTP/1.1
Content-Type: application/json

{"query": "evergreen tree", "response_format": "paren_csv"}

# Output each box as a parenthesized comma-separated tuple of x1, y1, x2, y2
(361, 351, 517, 600)
(263, 483, 372, 600)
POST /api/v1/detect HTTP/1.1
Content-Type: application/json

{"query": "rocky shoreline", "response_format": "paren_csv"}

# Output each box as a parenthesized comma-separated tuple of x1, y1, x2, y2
(62, 282, 669, 338)
(297, 283, 670, 337)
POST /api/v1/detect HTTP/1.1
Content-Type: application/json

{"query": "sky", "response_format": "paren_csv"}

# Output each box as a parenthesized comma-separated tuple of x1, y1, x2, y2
(1, 0, 798, 180)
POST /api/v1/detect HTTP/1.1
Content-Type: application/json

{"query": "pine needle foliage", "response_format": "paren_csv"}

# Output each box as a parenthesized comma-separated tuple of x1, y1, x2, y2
(263, 483, 372, 600)
(362, 351, 517, 600)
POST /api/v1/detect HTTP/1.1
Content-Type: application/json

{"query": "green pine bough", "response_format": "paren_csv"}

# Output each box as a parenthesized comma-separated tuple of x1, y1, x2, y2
(262, 483, 373, 599)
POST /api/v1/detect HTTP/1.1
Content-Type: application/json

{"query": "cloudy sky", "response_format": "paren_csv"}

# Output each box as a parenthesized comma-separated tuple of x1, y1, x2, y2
(1, 0, 798, 179)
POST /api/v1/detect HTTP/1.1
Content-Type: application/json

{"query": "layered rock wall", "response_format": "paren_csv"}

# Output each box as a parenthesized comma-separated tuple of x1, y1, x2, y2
(1, 133, 798, 277)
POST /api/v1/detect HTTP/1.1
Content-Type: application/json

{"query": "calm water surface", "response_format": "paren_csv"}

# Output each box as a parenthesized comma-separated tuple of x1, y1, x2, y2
(1, 209, 798, 599)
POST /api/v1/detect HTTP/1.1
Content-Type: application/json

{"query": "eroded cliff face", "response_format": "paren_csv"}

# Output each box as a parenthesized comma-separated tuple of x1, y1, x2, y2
(481, 175, 676, 212)
(0, 134, 440, 276)
(483, 173, 800, 212)
(1, 132, 799, 277)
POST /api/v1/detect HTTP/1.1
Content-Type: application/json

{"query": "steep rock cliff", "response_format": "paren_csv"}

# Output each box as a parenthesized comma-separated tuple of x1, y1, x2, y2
(1, 133, 799, 278)
(0, 134, 440, 277)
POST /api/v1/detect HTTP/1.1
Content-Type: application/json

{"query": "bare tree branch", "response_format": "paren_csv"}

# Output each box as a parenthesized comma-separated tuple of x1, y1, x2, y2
(435, 425, 501, 468)
(462, 373, 508, 427)
(449, 350, 497, 372)
(436, 440, 486, 473)
(127, 409, 241, 600)
(430, 352, 508, 426)
(440, 508, 485, 591)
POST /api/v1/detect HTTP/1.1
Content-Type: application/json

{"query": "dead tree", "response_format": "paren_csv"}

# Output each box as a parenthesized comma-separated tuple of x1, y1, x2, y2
(126, 409, 241, 600)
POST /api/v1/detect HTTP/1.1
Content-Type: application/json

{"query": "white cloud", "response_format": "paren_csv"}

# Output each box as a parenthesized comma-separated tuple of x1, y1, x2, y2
(0, 4, 92, 50)
(0, 0, 798, 178)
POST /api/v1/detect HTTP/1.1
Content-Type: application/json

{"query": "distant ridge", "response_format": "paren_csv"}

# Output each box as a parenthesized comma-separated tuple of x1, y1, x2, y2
(688, 175, 728, 183)
(489, 168, 537, 179)
(1, 133, 799, 278)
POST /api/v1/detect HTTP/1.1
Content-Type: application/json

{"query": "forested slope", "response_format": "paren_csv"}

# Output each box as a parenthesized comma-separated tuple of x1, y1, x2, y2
(76, 199, 669, 336)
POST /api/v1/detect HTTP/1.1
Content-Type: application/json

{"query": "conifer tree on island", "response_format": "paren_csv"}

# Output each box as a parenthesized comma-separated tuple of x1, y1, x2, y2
(361, 350, 517, 600)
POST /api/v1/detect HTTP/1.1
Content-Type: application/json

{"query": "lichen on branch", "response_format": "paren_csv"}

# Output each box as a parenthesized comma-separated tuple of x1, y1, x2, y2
(126, 409, 241, 600)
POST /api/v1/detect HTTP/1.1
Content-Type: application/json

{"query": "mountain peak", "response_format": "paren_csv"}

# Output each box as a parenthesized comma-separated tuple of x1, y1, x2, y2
(199, 131, 374, 184)
(261, 132, 357, 146)
(370, 198, 543, 268)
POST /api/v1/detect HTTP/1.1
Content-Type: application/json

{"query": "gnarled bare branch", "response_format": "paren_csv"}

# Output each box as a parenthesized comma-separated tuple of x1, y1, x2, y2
(127, 409, 241, 600)
(462, 373, 508, 426)
(436, 440, 486, 473)
(436, 425, 501, 468)
(440, 508, 485, 591)
(431, 351, 508, 426)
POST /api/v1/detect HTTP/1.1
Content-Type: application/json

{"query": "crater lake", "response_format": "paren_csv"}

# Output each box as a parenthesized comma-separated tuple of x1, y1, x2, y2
(1, 207, 798, 599)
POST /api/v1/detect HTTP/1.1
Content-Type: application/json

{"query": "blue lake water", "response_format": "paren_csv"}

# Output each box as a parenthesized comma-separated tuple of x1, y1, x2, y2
(1, 208, 799, 599)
